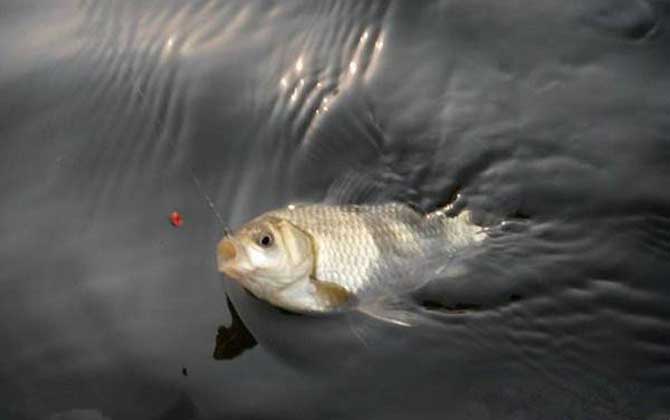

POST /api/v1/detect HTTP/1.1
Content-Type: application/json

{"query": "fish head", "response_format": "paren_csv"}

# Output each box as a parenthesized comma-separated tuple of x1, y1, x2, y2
(217, 215, 314, 297)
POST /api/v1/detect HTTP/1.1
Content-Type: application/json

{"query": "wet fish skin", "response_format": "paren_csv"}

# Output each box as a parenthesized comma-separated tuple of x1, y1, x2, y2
(217, 202, 486, 315)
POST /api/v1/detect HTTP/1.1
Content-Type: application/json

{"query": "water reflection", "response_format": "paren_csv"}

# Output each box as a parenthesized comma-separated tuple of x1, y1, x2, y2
(2, 0, 670, 419)
(212, 295, 257, 360)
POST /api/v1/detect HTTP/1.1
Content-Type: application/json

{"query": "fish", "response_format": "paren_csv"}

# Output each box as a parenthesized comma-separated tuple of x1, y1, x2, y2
(217, 202, 487, 326)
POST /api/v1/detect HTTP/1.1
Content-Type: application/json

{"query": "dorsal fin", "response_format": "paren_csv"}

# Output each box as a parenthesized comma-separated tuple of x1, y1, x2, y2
(323, 170, 390, 206)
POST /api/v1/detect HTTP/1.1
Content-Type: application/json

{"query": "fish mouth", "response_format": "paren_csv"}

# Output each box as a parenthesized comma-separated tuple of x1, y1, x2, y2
(219, 261, 246, 280)
(217, 238, 252, 282)
(220, 263, 246, 281)
(218, 239, 240, 276)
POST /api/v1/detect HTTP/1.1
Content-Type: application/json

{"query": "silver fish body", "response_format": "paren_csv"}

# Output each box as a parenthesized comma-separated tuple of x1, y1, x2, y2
(218, 202, 487, 317)
(268, 203, 484, 298)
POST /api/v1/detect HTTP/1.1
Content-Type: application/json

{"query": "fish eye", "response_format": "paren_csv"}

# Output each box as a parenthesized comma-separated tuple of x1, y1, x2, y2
(257, 232, 274, 248)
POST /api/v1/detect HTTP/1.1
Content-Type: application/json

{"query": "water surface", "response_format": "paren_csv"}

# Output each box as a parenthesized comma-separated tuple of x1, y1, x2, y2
(1, 1, 669, 419)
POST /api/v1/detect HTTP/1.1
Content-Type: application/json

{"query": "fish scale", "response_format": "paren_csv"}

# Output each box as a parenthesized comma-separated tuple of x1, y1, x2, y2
(267, 202, 484, 299)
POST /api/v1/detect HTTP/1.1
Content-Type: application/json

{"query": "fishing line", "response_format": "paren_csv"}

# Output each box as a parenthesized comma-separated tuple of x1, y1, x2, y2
(152, 109, 232, 236)
(187, 167, 232, 236)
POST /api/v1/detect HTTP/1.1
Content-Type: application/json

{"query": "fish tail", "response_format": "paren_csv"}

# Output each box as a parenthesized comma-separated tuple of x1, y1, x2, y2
(424, 207, 488, 244)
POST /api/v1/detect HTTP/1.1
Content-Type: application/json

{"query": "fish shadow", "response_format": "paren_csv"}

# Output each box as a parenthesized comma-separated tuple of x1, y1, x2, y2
(212, 295, 258, 360)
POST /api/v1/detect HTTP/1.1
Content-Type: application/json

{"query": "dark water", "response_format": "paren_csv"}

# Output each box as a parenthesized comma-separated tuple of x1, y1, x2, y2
(2, 1, 670, 419)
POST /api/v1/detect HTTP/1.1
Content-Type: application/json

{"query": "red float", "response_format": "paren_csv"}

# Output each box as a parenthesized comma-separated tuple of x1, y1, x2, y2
(169, 211, 183, 227)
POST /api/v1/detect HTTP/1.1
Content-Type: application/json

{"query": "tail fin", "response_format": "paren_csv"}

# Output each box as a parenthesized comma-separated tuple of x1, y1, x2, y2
(425, 208, 488, 246)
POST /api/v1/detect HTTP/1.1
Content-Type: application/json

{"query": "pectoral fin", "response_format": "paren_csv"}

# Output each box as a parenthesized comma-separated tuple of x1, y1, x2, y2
(311, 278, 352, 309)
(357, 296, 422, 327)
